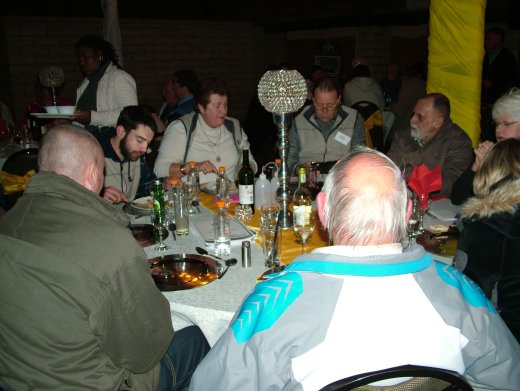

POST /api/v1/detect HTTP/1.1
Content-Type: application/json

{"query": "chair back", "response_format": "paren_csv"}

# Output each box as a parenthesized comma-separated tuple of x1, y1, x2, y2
(351, 101, 385, 152)
(1, 147, 39, 209)
(319, 365, 473, 391)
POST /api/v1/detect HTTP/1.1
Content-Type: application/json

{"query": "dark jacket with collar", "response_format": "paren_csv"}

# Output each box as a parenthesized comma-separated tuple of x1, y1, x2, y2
(387, 119, 473, 196)
(455, 178, 520, 342)
(0, 172, 172, 390)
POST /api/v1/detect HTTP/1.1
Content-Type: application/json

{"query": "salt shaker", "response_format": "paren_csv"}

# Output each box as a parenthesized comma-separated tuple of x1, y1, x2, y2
(241, 240, 251, 268)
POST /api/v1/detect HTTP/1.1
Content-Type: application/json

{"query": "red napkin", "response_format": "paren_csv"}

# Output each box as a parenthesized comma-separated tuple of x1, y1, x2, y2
(407, 164, 442, 209)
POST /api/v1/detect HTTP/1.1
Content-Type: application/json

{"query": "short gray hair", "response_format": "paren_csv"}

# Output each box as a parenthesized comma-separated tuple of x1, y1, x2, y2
(39, 125, 103, 183)
(322, 148, 408, 245)
(492, 88, 520, 123)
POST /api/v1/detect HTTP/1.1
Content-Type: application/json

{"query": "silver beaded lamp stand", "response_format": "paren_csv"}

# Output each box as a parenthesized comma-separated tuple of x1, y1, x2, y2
(258, 70, 307, 229)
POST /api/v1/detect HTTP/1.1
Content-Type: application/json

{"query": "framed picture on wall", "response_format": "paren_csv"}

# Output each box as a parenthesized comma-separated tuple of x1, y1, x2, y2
(314, 55, 341, 76)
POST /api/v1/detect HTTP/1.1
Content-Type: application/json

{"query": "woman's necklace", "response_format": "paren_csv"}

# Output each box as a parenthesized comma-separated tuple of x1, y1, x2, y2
(200, 126, 223, 162)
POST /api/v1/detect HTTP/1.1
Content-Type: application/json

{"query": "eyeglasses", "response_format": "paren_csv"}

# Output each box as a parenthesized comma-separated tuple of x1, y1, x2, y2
(314, 103, 338, 112)
(494, 121, 518, 128)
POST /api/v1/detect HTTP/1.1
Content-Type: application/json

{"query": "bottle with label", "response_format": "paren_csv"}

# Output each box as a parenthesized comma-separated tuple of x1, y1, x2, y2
(238, 150, 255, 214)
(216, 166, 230, 206)
(254, 171, 271, 210)
(292, 166, 312, 236)
(214, 200, 231, 256)
(151, 179, 170, 250)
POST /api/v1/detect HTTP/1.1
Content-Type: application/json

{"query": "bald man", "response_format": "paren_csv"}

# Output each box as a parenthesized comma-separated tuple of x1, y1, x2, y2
(189, 148, 520, 391)
(0, 126, 209, 390)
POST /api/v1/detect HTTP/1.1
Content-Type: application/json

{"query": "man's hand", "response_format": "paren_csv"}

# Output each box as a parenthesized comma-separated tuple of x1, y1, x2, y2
(102, 186, 128, 204)
(472, 141, 495, 172)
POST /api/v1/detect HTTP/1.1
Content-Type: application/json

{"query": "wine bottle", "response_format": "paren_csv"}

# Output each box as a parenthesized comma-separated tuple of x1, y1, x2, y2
(292, 166, 312, 228)
(238, 150, 255, 214)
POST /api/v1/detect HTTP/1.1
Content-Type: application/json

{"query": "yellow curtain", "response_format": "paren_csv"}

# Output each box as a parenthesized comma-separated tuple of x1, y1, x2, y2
(428, 0, 486, 146)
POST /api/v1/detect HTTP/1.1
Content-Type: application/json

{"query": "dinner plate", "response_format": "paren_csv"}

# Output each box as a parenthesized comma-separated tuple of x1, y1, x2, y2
(201, 182, 238, 195)
(129, 224, 168, 247)
(131, 196, 153, 211)
(416, 226, 459, 257)
(31, 113, 75, 119)
(148, 254, 221, 291)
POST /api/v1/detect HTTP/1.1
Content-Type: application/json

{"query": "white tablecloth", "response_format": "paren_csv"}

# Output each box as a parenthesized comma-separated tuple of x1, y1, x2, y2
(132, 198, 461, 346)
(132, 206, 266, 347)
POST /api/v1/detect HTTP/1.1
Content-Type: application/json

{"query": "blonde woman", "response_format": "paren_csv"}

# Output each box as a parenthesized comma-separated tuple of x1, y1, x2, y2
(456, 137, 520, 342)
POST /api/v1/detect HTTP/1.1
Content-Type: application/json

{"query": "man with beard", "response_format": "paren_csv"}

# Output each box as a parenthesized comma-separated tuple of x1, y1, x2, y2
(387, 93, 473, 196)
(101, 105, 157, 204)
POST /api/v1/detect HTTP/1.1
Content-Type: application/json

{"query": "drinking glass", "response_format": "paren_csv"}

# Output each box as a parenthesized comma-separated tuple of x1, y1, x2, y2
(293, 210, 315, 253)
(260, 204, 280, 268)
(186, 175, 199, 215)
(174, 189, 190, 236)
(150, 208, 170, 251)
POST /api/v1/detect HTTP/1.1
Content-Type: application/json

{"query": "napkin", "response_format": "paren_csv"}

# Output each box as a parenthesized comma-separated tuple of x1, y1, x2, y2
(407, 164, 442, 209)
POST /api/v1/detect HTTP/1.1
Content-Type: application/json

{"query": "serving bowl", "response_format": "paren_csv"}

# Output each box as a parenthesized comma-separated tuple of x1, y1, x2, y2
(57, 105, 76, 115)
(44, 105, 59, 114)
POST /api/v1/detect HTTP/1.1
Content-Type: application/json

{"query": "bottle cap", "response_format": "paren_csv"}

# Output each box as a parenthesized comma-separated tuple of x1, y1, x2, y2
(216, 200, 226, 208)
(242, 240, 251, 268)
(189, 161, 196, 168)
(169, 178, 180, 185)
(218, 166, 225, 173)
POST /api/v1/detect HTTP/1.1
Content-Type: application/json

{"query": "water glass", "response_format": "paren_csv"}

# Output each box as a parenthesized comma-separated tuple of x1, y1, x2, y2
(175, 189, 190, 236)
(150, 208, 170, 251)
(293, 209, 315, 253)
(260, 204, 280, 268)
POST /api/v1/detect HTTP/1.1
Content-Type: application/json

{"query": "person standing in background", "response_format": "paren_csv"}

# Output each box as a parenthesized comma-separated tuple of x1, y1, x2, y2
(73, 35, 138, 140)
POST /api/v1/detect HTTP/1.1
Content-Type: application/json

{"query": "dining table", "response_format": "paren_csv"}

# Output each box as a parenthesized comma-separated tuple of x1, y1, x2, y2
(130, 192, 460, 347)
(130, 192, 328, 346)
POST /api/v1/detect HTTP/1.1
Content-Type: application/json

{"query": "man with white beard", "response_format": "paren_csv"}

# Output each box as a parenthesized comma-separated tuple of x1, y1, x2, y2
(387, 93, 473, 196)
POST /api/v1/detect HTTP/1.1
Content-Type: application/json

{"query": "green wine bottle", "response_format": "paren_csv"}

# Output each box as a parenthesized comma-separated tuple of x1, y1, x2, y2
(238, 150, 255, 214)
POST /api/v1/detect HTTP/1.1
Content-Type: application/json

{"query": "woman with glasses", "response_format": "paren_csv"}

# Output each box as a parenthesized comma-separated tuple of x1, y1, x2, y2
(287, 77, 366, 174)
(452, 88, 520, 204)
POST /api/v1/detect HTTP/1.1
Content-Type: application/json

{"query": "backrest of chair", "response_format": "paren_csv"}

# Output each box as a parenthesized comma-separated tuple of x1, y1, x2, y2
(2, 147, 39, 209)
(3, 148, 39, 176)
(351, 101, 380, 120)
(319, 365, 473, 391)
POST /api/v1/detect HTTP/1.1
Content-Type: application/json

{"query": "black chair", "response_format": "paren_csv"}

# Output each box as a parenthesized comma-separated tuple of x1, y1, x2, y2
(351, 100, 385, 152)
(319, 365, 473, 391)
(1, 147, 39, 209)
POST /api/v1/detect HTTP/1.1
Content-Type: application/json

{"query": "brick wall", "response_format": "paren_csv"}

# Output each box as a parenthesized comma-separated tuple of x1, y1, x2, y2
(0, 15, 287, 125)
(1, 15, 518, 127)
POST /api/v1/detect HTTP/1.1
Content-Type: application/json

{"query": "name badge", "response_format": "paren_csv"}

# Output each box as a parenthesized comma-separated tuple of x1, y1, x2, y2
(334, 131, 351, 146)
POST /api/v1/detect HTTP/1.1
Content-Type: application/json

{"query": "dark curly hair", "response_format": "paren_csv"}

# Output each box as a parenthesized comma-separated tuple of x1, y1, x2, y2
(75, 35, 122, 69)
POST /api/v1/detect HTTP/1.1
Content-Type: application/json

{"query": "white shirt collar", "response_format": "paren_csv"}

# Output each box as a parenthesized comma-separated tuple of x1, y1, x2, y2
(311, 243, 403, 257)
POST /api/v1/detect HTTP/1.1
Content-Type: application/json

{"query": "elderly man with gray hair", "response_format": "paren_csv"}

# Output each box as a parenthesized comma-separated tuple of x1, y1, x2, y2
(189, 148, 520, 391)
(0, 125, 209, 391)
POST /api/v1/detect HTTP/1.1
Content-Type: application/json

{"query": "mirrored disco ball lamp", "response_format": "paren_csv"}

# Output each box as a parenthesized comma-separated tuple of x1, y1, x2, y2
(258, 69, 307, 229)
(39, 66, 65, 106)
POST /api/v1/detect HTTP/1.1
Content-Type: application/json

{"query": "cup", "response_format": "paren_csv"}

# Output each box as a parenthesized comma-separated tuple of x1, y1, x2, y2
(175, 189, 190, 236)
(260, 204, 280, 268)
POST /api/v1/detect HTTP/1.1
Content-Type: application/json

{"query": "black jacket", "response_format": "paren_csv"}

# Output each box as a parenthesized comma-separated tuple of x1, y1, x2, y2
(455, 179, 520, 342)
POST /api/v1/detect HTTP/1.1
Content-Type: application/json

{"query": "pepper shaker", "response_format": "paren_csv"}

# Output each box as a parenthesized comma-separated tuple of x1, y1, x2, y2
(241, 240, 251, 268)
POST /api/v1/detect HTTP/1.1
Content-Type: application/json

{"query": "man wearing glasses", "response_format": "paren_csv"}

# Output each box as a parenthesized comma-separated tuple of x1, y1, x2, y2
(288, 76, 365, 174)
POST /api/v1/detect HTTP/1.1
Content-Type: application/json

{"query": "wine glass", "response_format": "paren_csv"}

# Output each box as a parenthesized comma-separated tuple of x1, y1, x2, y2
(150, 208, 170, 251)
(293, 210, 315, 254)
(416, 192, 430, 233)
